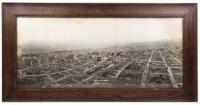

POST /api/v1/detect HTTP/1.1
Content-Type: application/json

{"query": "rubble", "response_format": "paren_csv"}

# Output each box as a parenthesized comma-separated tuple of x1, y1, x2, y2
(17, 42, 183, 88)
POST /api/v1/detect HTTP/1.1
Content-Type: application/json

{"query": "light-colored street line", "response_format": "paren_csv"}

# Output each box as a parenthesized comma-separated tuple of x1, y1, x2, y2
(18, 61, 94, 77)
(151, 73, 168, 75)
(173, 73, 182, 75)
(49, 61, 94, 75)
(147, 66, 167, 69)
(169, 48, 178, 55)
(18, 67, 34, 71)
(138, 60, 148, 62)
(141, 52, 154, 88)
(108, 59, 137, 87)
(73, 64, 114, 86)
(159, 51, 178, 88)
(169, 53, 182, 64)
(170, 66, 182, 69)
(92, 80, 109, 87)
(52, 74, 72, 83)
(84, 61, 104, 73)
(62, 61, 94, 71)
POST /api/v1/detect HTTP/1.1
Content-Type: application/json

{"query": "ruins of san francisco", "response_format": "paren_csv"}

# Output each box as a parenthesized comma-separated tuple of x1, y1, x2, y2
(17, 18, 183, 88)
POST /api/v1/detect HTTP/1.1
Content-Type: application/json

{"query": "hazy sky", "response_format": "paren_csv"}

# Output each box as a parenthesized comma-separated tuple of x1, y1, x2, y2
(17, 17, 182, 48)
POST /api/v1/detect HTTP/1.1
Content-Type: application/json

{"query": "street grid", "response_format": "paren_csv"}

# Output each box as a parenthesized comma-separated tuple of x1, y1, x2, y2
(17, 43, 183, 88)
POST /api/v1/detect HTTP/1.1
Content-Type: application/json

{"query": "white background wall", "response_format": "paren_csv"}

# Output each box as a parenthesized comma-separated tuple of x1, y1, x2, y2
(0, 0, 199, 104)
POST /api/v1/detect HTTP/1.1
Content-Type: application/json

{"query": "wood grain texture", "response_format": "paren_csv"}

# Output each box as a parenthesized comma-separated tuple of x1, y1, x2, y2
(2, 3, 197, 101)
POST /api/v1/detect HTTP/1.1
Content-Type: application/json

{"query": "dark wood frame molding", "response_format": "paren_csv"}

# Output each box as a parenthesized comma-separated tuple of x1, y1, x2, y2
(2, 3, 197, 101)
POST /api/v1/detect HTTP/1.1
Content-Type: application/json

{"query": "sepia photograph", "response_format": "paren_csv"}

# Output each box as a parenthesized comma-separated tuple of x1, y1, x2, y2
(17, 17, 183, 88)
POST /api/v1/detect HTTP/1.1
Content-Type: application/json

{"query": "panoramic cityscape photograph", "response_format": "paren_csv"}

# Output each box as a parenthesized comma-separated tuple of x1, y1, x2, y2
(17, 18, 183, 88)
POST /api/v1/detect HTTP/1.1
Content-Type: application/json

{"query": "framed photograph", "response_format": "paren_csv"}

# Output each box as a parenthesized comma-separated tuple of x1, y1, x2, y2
(2, 3, 197, 101)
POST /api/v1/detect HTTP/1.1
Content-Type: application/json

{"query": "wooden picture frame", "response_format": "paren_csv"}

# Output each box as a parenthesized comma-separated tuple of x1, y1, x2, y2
(2, 3, 197, 101)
